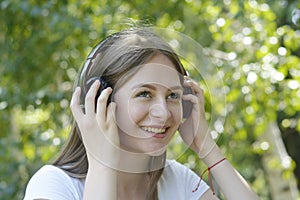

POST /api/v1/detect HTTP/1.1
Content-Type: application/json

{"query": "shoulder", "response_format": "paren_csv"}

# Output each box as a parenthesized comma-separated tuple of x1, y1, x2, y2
(158, 160, 209, 200)
(162, 160, 202, 182)
(164, 159, 193, 174)
(23, 165, 84, 200)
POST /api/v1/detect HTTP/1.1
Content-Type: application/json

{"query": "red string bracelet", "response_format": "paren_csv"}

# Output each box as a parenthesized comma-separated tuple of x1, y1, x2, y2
(192, 158, 226, 195)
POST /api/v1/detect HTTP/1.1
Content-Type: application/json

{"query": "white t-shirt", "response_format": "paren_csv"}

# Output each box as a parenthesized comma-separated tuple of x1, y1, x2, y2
(23, 160, 209, 200)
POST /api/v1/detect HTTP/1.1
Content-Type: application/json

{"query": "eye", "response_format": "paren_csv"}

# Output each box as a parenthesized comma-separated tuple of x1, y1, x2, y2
(136, 90, 151, 98)
(168, 92, 181, 100)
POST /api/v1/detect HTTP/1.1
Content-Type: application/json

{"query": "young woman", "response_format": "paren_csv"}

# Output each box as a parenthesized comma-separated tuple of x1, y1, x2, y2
(24, 28, 259, 200)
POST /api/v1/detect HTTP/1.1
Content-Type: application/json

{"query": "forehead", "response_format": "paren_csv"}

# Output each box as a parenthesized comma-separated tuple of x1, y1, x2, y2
(127, 54, 181, 87)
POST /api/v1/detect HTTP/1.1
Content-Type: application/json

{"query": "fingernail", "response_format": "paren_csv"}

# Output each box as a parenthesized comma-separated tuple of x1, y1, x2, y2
(75, 87, 81, 92)
(94, 80, 100, 86)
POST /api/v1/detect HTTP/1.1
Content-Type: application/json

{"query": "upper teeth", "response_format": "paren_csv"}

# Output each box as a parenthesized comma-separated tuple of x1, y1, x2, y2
(142, 127, 166, 134)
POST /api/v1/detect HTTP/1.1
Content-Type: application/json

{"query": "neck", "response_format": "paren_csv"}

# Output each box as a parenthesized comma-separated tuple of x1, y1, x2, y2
(117, 170, 148, 187)
(117, 171, 149, 199)
(115, 151, 165, 198)
(118, 149, 150, 173)
(117, 146, 166, 173)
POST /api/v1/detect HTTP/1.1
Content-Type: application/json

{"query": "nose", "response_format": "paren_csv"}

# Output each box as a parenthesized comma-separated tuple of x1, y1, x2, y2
(149, 100, 171, 121)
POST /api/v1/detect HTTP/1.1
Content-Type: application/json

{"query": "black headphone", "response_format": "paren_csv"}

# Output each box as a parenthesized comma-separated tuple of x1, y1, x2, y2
(77, 33, 121, 109)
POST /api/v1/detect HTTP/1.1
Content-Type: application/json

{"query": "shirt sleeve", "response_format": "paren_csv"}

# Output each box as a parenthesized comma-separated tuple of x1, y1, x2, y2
(23, 165, 82, 200)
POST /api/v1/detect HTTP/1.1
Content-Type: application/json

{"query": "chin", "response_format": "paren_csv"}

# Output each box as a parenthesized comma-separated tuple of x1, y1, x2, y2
(146, 147, 167, 156)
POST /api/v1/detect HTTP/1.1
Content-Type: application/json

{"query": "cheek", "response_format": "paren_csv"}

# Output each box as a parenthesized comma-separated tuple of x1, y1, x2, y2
(115, 99, 143, 136)
(114, 93, 132, 127)
(129, 102, 149, 123)
(170, 103, 183, 124)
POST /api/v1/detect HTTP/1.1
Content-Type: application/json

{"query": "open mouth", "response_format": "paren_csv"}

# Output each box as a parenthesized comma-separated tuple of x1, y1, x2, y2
(141, 126, 169, 138)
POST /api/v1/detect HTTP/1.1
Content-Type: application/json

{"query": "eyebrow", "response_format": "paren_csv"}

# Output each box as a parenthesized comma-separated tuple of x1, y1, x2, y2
(132, 83, 183, 90)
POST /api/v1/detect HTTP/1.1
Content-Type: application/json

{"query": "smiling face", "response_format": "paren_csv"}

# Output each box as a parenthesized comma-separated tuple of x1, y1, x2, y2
(113, 53, 184, 155)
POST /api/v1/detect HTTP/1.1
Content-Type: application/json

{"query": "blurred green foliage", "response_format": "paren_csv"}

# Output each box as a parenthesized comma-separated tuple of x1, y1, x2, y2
(1, 0, 300, 199)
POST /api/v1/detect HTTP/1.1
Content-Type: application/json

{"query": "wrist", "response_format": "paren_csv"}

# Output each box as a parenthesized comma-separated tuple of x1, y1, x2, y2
(87, 151, 118, 173)
(84, 153, 117, 200)
(198, 143, 224, 167)
(196, 134, 216, 158)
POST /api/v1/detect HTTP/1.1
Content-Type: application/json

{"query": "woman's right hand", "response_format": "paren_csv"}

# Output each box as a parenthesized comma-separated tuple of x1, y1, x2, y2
(70, 80, 120, 168)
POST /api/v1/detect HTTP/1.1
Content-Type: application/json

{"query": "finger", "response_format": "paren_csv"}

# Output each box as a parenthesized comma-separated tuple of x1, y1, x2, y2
(70, 87, 84, 119)
(183, 78, 200, 91)
(182, 94, 199, 105)
(183, 94, 207, 121)
(96, 87, 113, 124)
(106, 102, 118, 143)
(107, 102, 117, 123)
(85, 80, 100, 114)
(183, 78, 204, 101)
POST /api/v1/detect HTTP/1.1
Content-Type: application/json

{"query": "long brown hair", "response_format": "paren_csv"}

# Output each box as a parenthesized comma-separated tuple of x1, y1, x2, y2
(53, 28, 187, 200)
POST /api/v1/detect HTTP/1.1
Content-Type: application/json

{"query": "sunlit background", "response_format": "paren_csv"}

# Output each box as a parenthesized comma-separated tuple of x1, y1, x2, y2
(1, 0, 300, 199)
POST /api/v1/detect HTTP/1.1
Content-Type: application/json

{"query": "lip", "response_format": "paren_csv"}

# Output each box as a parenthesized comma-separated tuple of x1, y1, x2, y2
(141, 126, 169, 139)
(141, 125, 168, 129)
(152, 132, 168, 138)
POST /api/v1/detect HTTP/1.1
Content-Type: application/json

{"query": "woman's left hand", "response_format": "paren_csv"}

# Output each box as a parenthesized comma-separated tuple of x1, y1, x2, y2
(179, 76, 215, 157)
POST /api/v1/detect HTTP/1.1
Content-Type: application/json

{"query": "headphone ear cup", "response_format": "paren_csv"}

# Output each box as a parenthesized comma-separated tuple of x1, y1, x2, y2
(99, 78, 112, 104)
(182, 86, 193, 118)
(86, 77, 111, 108)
